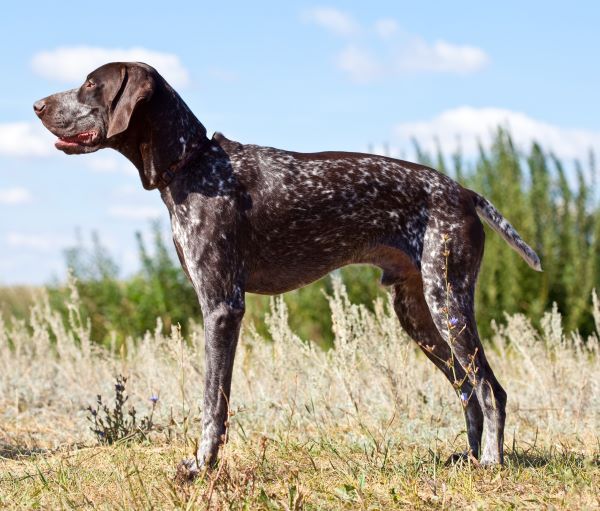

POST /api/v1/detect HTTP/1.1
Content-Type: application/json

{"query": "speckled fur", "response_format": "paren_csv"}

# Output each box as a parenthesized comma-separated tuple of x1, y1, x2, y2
(34, 62, 542, 476)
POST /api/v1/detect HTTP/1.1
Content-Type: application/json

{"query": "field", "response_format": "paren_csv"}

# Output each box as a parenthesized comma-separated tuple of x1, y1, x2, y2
(0, 279, 599, 509)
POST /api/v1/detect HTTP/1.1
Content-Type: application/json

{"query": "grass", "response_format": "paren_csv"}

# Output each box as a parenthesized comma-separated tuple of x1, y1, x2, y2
(0, 285, 37, 321)
(2, 439, 598, 509)
(0, 278, 599, 509)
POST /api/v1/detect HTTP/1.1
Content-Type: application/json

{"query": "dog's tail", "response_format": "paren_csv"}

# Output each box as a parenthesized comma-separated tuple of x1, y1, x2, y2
(470, 190, 542, 272)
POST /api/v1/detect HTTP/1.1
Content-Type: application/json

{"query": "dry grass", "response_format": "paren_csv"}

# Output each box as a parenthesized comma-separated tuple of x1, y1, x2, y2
(0, 278, 599, 509)
(0, 286, 36, 321)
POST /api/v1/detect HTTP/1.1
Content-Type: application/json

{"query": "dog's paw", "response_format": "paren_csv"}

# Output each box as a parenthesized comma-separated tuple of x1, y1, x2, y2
(175, 458, 202, 483)
(445, 451, 480, 467)
(479, 456, 503, 468)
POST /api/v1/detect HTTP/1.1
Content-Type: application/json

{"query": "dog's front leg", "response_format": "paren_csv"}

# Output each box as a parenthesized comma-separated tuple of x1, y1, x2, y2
(178, 271, 245, 480)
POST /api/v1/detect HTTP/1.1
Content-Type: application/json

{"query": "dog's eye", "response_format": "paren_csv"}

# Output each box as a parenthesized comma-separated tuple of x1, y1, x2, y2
(85, 80, 96, 89)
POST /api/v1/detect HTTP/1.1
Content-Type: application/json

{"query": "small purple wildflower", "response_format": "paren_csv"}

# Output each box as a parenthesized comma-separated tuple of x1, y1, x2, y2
(449, 317, 459, 327)
(149, 394, 159, 404)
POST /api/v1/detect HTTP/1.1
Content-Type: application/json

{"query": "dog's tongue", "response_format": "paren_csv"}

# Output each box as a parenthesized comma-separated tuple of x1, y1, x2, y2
(59, 131, 95, 144)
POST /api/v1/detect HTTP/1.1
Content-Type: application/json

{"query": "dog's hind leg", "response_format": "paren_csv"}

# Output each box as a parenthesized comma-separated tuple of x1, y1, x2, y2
(391, 271, 484, 460)
(421, 221, 507, 466)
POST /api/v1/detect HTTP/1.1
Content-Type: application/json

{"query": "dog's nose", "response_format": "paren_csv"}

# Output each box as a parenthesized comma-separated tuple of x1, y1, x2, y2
(33, 99, 47, 116)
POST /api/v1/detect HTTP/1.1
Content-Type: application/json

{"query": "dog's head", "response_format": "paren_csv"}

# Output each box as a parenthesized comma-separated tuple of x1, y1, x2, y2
(33, 62, 156, 155)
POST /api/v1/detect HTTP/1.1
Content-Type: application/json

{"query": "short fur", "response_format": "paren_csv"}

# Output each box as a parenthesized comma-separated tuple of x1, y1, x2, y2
(34, 62, 541, 478)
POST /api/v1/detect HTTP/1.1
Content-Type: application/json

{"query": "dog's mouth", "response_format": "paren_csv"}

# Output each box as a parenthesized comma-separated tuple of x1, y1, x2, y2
(55, 130, 100, 152)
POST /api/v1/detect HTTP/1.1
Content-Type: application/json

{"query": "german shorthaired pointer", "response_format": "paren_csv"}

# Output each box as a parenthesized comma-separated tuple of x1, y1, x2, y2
(34, 62, 541, 478)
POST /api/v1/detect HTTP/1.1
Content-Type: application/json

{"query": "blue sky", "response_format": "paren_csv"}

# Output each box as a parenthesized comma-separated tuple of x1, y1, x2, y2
(1, 1, 599, 285)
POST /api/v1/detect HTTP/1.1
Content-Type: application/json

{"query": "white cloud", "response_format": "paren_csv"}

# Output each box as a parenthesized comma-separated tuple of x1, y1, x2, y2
(0, 122, 55, 157)
(304, 11, 488, 81)
(336, 46, 382, 83)
(394, 106, 600, 160)
(396, 38, 489, 74)
(108, 205, 162, 220)
(31, 46, 190, 87)
(374, 18, 399, 39)
(337, 36, 489, 82)
(0, 187, 32, 205)
(303, 7, 359, 36)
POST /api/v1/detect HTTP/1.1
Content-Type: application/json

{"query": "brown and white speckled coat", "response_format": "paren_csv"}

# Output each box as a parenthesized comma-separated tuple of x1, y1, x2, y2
(34, 62, 541, 478)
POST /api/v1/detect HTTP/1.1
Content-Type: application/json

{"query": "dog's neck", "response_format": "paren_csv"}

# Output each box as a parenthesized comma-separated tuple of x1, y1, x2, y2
(115, 87, 209, 190)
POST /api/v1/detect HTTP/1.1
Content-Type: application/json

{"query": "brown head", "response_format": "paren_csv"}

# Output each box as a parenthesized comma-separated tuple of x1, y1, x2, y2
(33, 62, 206, 189)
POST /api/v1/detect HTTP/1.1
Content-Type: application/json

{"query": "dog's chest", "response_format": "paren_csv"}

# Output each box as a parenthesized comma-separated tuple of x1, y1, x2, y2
(169, 195, 239, 264)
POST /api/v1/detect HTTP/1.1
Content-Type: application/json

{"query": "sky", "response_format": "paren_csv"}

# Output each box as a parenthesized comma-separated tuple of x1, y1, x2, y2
(1, 1, 599, 285)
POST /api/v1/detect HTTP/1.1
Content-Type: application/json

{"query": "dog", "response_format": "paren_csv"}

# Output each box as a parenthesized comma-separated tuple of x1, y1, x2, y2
(34, 62, 541, 478)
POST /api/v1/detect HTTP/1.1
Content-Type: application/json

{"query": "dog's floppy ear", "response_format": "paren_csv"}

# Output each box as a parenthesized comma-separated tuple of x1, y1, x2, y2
(107, 64, 155, 139)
